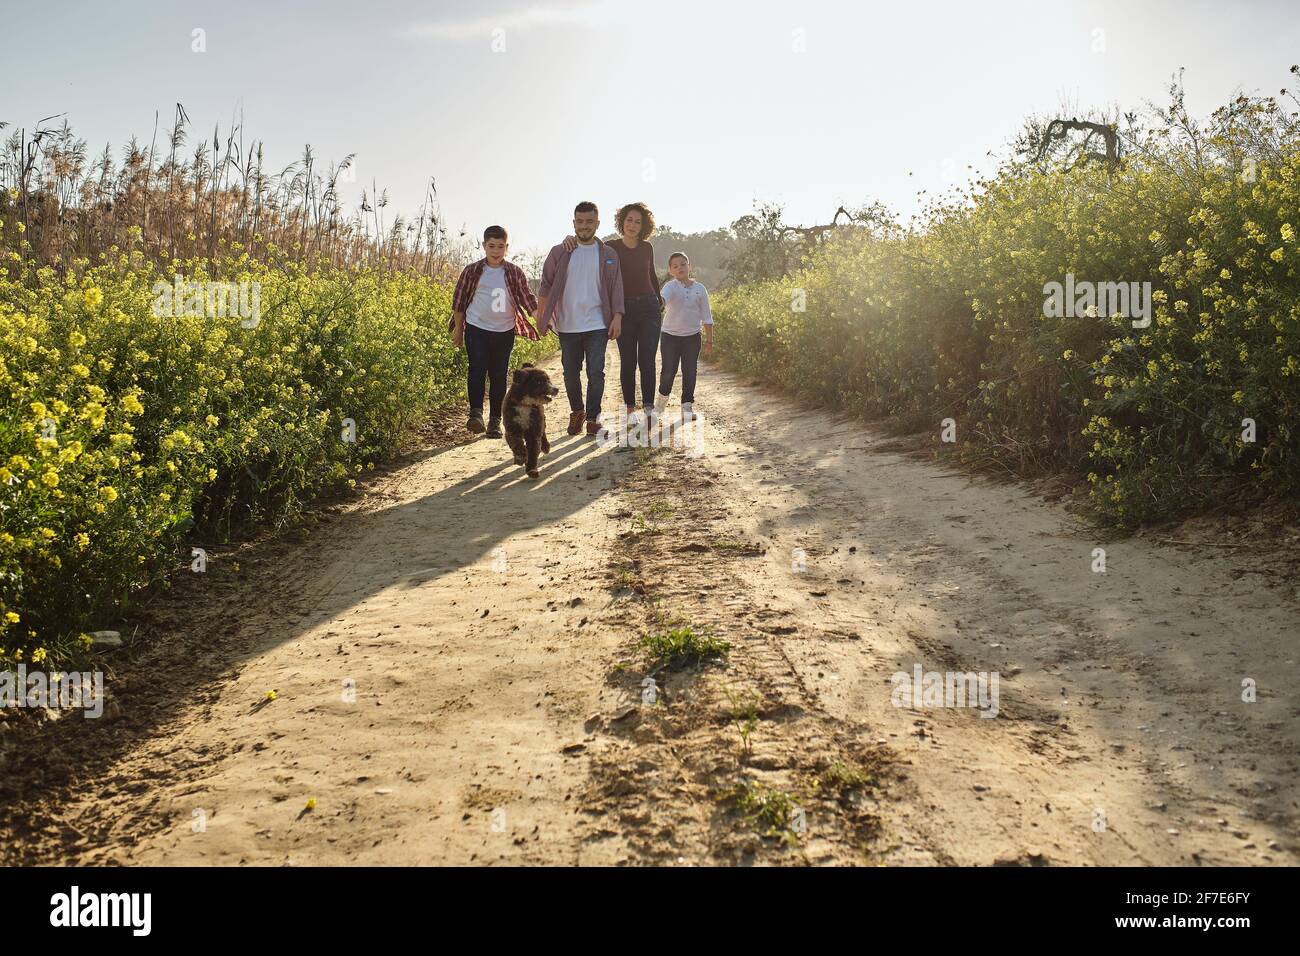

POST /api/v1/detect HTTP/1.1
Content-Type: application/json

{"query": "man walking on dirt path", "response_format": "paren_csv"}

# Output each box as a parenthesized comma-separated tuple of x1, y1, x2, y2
(536, 201, 625, 437)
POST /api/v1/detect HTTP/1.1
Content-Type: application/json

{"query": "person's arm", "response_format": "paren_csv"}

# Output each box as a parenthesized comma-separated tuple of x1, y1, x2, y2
(506, 264, 540, 337)
(700, 286, 713, 355)
(607, 256, 625, 340)
(535, 295, 550, 335)
(449, 267, 472, 346)
(647, 243, 664, 309)
(536, 249, 557, 335)
(510, 263, 539, 316)
(660, 280, 678, 308)
(659, 280, 675, 327)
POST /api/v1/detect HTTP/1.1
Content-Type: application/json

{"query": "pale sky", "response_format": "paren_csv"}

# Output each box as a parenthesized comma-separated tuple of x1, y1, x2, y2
(5, 0, 1300, 256)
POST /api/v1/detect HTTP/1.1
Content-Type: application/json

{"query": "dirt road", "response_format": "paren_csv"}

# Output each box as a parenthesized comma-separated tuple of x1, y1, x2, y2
(3, 352, 1297, 865)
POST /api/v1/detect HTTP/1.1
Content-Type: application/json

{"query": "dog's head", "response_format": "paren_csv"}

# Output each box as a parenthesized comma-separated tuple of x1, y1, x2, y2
(512, 363, 559, 405)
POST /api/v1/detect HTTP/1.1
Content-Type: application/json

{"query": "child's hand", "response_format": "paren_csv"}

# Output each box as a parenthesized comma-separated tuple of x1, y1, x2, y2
(704, 340, 713, 357)
(452, 326, 464, 347)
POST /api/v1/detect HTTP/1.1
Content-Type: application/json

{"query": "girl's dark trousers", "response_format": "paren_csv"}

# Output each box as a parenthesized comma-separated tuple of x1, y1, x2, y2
(618, 293, 662, 408)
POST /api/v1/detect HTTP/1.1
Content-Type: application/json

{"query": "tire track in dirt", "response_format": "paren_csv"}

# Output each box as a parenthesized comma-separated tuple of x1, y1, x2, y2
(577, 443, 892, 865)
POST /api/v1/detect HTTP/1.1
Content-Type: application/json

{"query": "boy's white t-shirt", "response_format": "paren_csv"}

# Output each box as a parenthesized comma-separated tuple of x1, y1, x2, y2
(556, 242, 606, 333)
(660, 278, 712, 336)
(465, 264, 516, 332)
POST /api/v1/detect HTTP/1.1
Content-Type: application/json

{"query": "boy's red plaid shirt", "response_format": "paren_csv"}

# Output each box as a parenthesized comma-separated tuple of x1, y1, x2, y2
(450, 259, 541, 339)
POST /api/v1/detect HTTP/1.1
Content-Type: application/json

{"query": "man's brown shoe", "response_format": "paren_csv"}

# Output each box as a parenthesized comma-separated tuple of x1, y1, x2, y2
(567, 411, 585, 436)
(585, 419, 601, 437)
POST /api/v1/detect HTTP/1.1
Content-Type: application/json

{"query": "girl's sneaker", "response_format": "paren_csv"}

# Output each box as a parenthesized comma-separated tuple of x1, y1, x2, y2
(681, 402, 695, 422)
(623, 409, 642, 447)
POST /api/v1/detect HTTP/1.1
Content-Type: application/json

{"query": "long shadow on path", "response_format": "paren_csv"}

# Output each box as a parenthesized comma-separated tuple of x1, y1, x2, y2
(0, 424, 638, 861)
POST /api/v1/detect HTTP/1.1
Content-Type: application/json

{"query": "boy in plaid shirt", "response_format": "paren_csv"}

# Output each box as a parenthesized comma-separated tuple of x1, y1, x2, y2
(450, 225, 540, 437)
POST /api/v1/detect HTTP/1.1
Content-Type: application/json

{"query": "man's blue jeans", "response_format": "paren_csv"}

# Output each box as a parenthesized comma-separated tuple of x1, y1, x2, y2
(557, 329, 607, 420)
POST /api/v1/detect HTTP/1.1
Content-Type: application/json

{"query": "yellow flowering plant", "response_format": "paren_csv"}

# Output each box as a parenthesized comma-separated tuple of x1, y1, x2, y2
(715, 82, 1300, 529)
(0, 248, 550, 667)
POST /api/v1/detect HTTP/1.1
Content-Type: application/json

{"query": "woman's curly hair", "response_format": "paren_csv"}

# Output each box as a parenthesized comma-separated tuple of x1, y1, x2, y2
(614, 202, 656, 240)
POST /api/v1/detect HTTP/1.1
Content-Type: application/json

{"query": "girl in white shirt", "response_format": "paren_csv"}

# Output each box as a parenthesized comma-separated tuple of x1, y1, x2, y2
(654, 253, 713, 421)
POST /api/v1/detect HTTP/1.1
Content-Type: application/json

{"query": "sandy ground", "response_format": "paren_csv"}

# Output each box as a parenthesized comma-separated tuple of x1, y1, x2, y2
(692, 372, 1300, 865)
(1, 350, 1297, 865)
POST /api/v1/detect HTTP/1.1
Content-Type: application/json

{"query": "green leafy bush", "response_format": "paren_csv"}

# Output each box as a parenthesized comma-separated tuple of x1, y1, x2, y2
(0, 238, 550, 667)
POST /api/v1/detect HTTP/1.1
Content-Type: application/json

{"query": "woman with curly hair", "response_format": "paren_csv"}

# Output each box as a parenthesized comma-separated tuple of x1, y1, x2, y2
(564, 201, 663, 421)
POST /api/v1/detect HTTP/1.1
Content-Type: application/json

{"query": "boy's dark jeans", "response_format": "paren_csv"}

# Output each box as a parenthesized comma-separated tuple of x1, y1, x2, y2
(617, 293, 662, 408)
(557, 328, 607, 419)
(465, 323, 516, 421)
(659, 331, 702, 404)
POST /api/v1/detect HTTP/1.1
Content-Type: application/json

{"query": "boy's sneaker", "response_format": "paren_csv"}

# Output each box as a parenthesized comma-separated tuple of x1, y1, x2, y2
(486, 418, 502, 438)
(467, 413, 486, 434)
(567, 411, 585, 435)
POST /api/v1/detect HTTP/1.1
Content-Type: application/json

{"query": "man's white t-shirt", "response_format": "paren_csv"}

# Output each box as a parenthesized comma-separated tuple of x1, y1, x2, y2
(465, 264, 516, 333)
(660, 278, 712, 336)
(556, 242, 606, 333)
